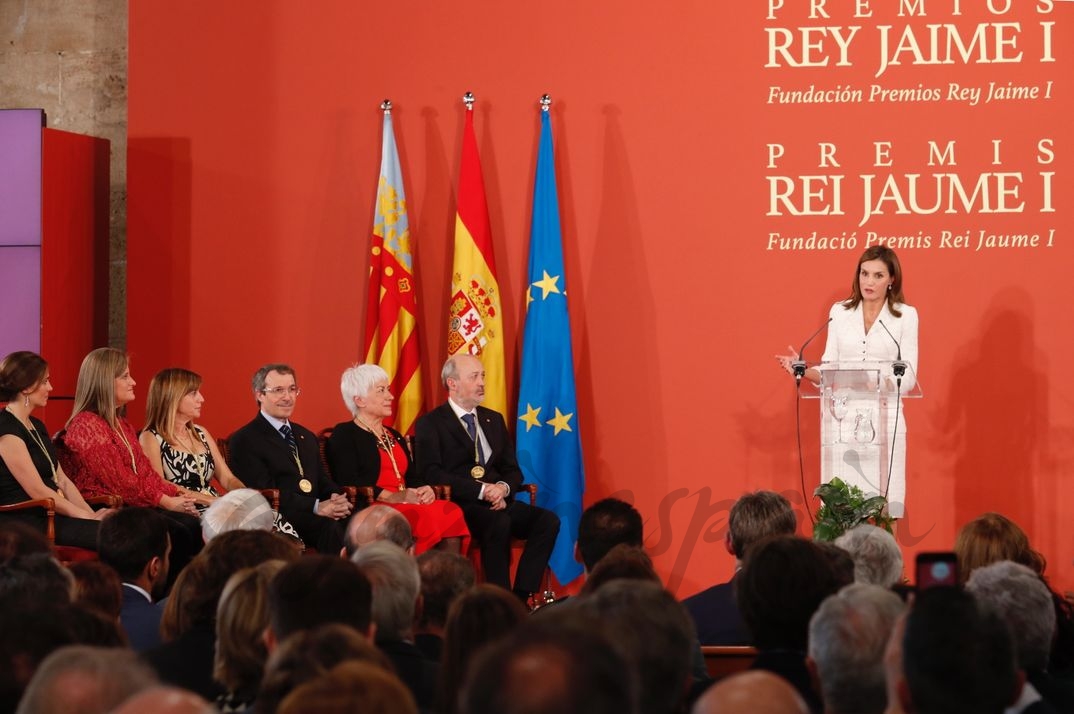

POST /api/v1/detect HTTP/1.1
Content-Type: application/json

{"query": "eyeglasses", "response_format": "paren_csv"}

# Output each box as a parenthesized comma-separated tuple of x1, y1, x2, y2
(261, 386, 301, 397)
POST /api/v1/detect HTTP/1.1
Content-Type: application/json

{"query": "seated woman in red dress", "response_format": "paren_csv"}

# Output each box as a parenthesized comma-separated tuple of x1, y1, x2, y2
(326, 364, 469, 555)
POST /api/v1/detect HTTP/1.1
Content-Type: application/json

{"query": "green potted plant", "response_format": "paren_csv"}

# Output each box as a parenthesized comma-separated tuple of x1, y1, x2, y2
(812, 477, 894, 541)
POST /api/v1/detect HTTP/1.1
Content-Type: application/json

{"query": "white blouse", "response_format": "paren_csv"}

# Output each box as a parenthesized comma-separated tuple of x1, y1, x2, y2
(820, 300, 919, 391)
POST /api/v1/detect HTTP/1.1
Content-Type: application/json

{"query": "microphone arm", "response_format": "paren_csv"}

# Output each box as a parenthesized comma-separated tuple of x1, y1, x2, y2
(792, 318, 833, 384)
(877, 319, 907, 384)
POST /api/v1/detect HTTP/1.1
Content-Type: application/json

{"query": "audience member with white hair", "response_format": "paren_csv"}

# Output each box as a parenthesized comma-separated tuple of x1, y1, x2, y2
(352, 540, 438, 711)
(200, 488, 275, 541)
(833, 524, 903, 587)
(967, 560, 1070, 713)
(807, 584, 905, 714)
(15, 645, 158, 714)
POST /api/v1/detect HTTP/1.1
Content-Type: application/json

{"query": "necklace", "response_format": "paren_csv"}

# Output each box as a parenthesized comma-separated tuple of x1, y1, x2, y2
(356, 416, 405, 492)
(4, 405, 58, 481)
(172, 425, 208, 488)
(114, 421, 138, 473)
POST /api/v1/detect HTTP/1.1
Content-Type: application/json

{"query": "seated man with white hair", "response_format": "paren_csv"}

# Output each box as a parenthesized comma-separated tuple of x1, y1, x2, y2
(967, 560, 1070, 714)
(833, 524, 903, 587)
(807, 583, 906, 714)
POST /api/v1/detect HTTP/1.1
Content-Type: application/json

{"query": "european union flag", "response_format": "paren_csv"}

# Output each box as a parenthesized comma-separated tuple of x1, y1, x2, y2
(516, 106, 585, 585)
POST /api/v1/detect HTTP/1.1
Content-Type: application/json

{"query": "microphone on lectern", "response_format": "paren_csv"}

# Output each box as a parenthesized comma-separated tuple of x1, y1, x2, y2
(792, 318, 833, 384)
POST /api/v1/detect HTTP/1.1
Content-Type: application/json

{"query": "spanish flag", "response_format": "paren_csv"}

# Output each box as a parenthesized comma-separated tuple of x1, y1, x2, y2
(447, 103, 506, 415)
(363, 109, 423, 435)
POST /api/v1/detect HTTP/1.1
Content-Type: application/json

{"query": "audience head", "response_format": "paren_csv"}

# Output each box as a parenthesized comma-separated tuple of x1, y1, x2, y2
(143, 367, 202, 441)
(578, 544, 659, 596)
(728, 491, 797, 561)
(692, 671, 809, 714)
(161, 529, 299, 640)
(440, 582, 529, 713)
(416, 550, 474, 632)
(898, 587, 1018, 714)
(68, 560, 123, 620)
(737, 535, 842, 651)
(0, 351, 48, 403)
(278, 661, 418, 714)
(576, 498, 643, 571)
(460, 611, 634, 714)
(69, 347, 130, 426)
(576, 579, 695, 714)
(201, 488, 276, 542)
(807, 584, 905, 714)
(340, 364, 390, 418)
(351, 540, 421, 642)
(214, 560, 288, 698)
(97, 507, 171, 596)
(258, 623, 391, 714)
(0, 521, 50, 565)
(14, 645, 157, 714)
(816, 541, 856, 587)
(268, 555, 373, 645)
(954, 512, 1045, 583)
(344, 504, 414, 557)
(834, 524, 903, 586)
(0, 553, 74, 609)
(966, 560, 1056, 672)
(109, 686, 214, 714)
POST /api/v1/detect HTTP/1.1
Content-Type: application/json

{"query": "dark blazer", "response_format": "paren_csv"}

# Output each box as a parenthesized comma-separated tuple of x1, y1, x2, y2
(120, 584, 165, 652)
(228, 414, 344, 551)
(414, 403, 524, 503)
(682, 576, 752, 646)
(377, 638, 439, 711)
(325, 420, 424, 497)
(143, 622, 223, 702)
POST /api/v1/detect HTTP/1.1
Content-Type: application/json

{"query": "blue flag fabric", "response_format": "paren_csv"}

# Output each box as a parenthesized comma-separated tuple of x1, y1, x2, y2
(516, 110, 585, 584)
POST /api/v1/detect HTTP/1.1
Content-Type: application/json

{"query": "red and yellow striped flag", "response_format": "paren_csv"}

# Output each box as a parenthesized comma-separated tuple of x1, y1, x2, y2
(447, 105, 506, 415)
(363, 110, 423, 435)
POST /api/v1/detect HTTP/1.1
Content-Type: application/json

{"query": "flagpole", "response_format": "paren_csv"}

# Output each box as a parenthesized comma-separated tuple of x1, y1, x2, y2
(539, 94, 551, 111)
(380, 99, 392, 115)
(463, 91, 475, 111)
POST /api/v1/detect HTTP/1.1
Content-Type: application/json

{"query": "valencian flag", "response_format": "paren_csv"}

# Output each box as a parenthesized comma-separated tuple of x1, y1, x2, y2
(363, 105, 423, 435)
(516, 101, 585, 584)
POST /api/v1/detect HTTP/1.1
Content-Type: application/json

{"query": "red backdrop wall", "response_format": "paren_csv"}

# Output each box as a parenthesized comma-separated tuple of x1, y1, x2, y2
(126, 1, 1074, 595)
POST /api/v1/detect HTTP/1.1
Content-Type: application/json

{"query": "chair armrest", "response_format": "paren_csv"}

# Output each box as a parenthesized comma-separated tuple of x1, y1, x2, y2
(0, 498, 57, 542)
(85, 495, 122, 509)
(521, 483, 537, 505)
(258, 489, 280, 512)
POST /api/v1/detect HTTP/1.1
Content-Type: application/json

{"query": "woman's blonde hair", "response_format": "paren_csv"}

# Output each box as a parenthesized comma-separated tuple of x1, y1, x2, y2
(144, 368, 202, 444)
(69, 348, 130, 429)
(215, 560, 289, 693)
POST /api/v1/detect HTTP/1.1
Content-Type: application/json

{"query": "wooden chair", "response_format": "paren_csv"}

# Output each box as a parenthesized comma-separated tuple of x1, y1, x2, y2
(0, 494, 122, 563)
(700, 646, 759, 680)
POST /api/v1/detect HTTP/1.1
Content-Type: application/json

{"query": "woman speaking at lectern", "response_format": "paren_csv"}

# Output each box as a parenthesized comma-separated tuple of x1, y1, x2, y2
(776, 246, 918, 517)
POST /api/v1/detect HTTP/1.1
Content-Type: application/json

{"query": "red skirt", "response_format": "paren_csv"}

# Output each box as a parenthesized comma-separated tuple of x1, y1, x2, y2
(389, 500, 471, 555)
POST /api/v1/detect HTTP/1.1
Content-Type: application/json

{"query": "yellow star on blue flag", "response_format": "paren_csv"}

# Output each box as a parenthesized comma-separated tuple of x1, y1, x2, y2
(516, 106, 585, 584)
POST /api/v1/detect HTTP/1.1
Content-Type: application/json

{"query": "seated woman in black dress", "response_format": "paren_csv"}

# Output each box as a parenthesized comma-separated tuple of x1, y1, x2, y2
(0, 351, 112, 549)
(140, 367, 301, 543)
(327, 364, 469, 555)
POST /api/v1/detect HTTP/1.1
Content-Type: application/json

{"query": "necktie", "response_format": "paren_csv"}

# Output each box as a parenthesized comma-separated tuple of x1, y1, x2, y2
(280, 424, 298, 458)
(461, 413, 486, 465)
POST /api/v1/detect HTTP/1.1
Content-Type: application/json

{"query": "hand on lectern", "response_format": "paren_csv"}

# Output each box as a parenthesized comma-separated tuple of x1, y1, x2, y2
(774, 345, 799, 375)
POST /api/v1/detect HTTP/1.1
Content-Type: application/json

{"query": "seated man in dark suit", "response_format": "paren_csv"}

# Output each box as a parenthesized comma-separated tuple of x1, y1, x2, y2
(228, 364, 351, 553)
(97, 507, 171, 652)
(414, 354, 559, 601)
(683, 490, 797, 645)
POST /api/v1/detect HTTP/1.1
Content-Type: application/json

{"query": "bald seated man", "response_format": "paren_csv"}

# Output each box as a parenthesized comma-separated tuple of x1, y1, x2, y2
(693, 671, 810, 714)
(342, 504, 415, 558)
(110, 686, 214, 714)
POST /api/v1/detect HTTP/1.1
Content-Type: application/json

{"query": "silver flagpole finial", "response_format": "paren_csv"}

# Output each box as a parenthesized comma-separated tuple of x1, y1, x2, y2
(540, 94, 552, 112)
(380, 99, 392, 114)
(463, 91, 475, 111)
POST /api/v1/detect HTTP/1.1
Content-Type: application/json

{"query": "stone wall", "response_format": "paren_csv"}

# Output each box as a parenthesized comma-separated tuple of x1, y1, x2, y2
(0, 0, 128, 347)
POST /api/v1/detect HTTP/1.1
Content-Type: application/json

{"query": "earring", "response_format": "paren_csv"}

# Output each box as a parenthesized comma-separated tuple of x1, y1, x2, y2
(23, 394, 30, 408)
(887, 285, 892, 291)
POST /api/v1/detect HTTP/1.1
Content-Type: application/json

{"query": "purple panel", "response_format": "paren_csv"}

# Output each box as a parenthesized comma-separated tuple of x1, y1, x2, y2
(0, 109, 43, 246)
(0, 247, 42, 355)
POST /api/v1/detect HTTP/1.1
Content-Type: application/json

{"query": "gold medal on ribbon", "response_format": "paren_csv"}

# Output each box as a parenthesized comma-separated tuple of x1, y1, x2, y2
(298, 478, 313, 493)
(470, 465, 486, 480)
